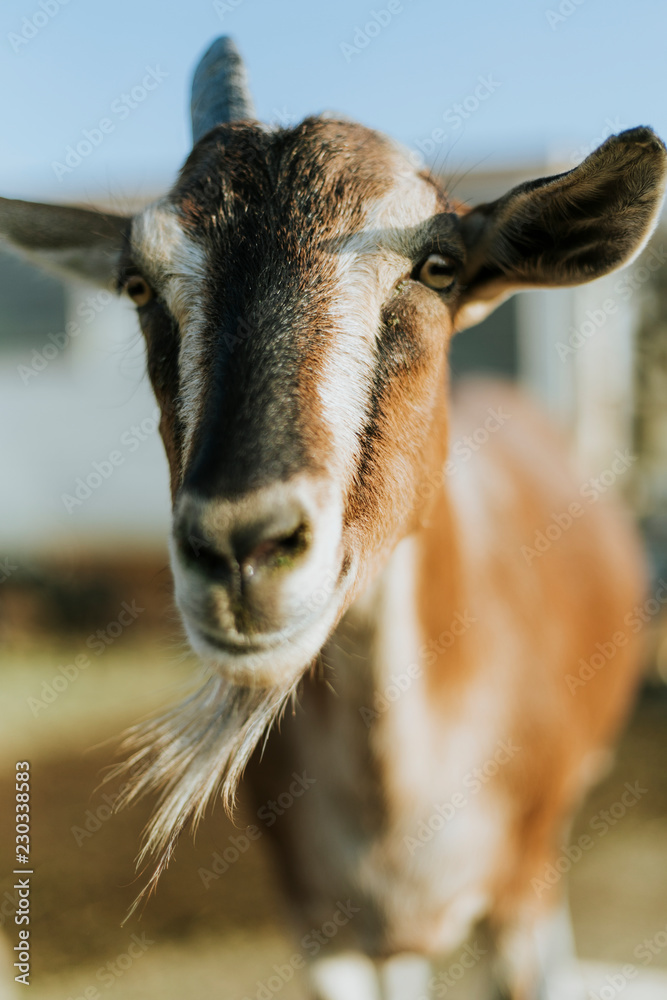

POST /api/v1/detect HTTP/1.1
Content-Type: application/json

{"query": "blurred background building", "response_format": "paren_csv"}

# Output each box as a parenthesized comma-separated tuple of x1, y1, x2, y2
(1, 1, 667, 995)
(2, 166, 667, 1000)
(2, 167, 666, 676)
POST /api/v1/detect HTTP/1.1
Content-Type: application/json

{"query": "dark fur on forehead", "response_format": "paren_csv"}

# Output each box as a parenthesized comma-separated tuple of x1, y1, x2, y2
(172, 116, 406, 232)
(162, 117, 437, 501)
(133, 116, 451, 503)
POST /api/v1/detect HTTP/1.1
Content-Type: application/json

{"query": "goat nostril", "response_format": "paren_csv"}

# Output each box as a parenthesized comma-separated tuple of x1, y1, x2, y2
(242, 521, 311, 574)
(197, 546, 233, 581)
(174, 496, 312, 586)
(176, 530, 233, 582)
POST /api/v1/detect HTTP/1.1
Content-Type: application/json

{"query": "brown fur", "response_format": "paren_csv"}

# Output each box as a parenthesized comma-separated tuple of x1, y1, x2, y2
(2, 96, 666, 999)
(247, 380, 644, 993)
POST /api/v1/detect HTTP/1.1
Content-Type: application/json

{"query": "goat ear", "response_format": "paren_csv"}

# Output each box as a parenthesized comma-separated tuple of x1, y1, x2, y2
(454, 127, 667, 330)
(0, 196, 130, 287)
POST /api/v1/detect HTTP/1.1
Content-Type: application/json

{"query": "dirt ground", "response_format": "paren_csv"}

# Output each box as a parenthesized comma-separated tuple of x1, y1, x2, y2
(0, 640, 666, 999)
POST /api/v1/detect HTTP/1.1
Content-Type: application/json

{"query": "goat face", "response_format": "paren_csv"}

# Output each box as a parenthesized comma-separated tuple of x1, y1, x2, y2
(122, 109, 667, 690)
(125, 118, 458, 686)
(1, 40, 664, 697)
(1, 35, 665, 891)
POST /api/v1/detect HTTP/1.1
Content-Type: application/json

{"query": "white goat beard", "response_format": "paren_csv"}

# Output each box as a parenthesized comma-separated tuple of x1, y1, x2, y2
(108, 670, 300, 917)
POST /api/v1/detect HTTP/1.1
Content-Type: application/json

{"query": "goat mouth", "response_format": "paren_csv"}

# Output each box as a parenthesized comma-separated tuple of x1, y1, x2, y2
(194, 627, 277, 656)
(187, 601, 329, 652)
(177, 554, 357, 686)
(183, 612, 333, 686)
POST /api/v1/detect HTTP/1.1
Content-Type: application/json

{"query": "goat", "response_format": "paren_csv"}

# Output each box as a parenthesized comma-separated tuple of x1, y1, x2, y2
(2, 36, 665, 1000)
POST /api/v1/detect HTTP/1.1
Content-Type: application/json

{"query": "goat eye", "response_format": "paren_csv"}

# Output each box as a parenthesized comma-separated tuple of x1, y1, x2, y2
(124, 275, 153, 307)
(417, 254, 457, 292)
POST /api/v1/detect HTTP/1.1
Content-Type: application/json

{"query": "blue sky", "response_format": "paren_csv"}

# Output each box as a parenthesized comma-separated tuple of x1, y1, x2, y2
(0, 0, 665, 203)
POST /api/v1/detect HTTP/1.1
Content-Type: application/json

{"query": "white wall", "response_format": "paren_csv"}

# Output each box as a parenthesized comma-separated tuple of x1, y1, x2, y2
(516, 274, 639, 477)
(1, 279, 170, 555)
(1, 166, 657, 555)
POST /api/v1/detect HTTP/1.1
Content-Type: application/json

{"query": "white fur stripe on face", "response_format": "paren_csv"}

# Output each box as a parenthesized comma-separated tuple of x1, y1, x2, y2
(131, 202, 209, 464)
(318, 158, 440, 484)
(133, 152, 440, 482)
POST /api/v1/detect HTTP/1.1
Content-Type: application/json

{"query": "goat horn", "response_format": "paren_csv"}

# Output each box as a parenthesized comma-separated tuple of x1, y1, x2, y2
(191, 36, 255, 143)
